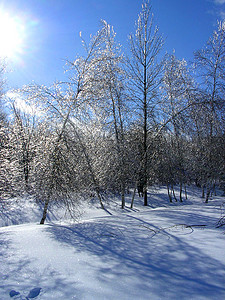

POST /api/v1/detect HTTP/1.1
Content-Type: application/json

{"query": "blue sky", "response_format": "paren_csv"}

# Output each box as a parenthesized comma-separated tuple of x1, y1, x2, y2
(0, 0, 224, 89)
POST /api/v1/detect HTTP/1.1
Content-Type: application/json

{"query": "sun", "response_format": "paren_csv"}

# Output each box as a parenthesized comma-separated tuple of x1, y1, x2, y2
(0, 10, 26, 59)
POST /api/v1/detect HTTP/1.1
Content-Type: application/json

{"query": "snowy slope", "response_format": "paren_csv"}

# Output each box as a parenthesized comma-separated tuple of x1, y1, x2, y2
(0, 186, 225, 299)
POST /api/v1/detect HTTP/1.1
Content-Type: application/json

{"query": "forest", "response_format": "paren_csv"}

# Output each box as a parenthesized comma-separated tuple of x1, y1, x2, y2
(0, 1, 224, 224)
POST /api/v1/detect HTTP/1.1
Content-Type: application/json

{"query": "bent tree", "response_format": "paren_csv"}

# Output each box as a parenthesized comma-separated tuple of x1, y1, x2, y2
(22, 25, 112, 224)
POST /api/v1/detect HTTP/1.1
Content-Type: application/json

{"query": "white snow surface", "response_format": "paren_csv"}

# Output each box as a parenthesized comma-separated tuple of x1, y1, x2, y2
(0, 186, 225, 299)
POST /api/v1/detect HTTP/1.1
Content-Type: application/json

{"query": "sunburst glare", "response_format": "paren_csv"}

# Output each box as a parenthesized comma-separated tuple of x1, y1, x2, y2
(0, 9, 26, 61)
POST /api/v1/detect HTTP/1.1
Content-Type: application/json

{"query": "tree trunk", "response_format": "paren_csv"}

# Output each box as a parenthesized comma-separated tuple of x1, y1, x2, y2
(201, 184, 205, 198)
(211, 182, 216, 196)
(205, 188, 210, 203)
(184, 184, 188, 200)
(167, 184, 172, 202)
(121, 182, 125, 209)
(172, 184, 177, 202)
(95, 188, 104, 209)
(179, 181, 183, 202)
(205, 181, 211, 203)
(40, 196, 50, 224)
(143, 39, 148, 207)
(130, 184, 137, 209)
(110, 86, 126, 209)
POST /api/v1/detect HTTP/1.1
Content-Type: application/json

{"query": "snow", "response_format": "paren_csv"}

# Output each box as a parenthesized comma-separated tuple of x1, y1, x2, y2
(0, 186, 225, 299)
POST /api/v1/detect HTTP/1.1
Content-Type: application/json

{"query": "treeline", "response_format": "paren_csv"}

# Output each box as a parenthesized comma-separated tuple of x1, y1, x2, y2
(0, 2, 224, 223)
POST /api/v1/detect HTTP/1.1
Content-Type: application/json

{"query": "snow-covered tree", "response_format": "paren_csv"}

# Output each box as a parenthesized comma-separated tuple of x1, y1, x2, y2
(161, 53, 195, 201)
(0, 58, 10, 198)
(127, 0, 164, 205)
(77, 21, 129, 208)
(20, 24, 118, 222)
(194, 21, 225, 202)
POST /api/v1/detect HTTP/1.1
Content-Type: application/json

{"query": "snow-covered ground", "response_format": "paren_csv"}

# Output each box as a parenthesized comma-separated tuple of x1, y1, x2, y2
(0, 186, 225, 299)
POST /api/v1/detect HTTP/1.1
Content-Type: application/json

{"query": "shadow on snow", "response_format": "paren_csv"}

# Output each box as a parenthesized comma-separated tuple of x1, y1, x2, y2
(46, 212, 225, 299)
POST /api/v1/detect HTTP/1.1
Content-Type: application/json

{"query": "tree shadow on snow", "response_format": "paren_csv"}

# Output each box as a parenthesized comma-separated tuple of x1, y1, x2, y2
(46, 214, 225, 300)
